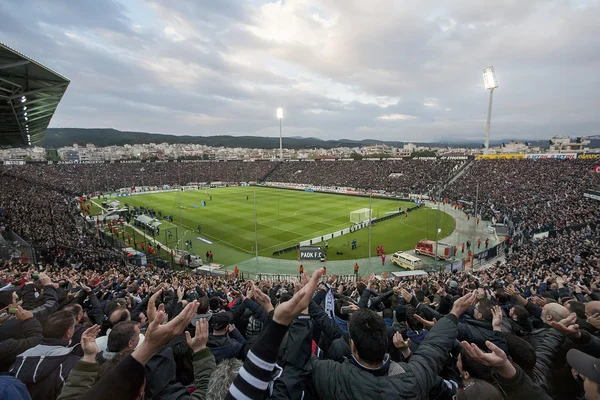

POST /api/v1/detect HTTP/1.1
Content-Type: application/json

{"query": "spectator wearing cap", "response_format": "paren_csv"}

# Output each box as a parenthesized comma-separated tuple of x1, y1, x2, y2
(207, 312, 247, 363)
(567, 349, 600, 400)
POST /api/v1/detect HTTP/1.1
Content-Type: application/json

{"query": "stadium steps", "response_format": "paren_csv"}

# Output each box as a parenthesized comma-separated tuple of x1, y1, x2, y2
(442, 158, 475, 190)
(258, 161, 282, 182)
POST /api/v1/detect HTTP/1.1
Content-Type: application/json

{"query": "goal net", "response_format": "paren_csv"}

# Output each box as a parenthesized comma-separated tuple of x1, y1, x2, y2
(350, 208, 372, 224)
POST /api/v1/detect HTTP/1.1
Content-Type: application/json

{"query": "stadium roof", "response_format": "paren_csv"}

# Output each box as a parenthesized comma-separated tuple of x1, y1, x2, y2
(0, 42, 69, 147)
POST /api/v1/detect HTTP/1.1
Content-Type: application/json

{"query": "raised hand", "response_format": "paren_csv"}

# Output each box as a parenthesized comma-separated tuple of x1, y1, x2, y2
(177, 286, 185, 301)
(134, 300, 198, 365)
(587, 313, 600, 330)
(251, 282, 274, 313)
(434, 281, 446, 297)
(147, 288, 163, 323)
(301, 272, 309, 288)
(549, 312, 581, 338)
(461, 340, 515, 378)
(38, 273, 51, 286)
(450, 291, 477, 318)
(81, 324, 101, 363)
(185, 319, 209, 353)
(274, 268, 323, 326)
(327, 274, 337, 286)
(414, 314, 437, 329)
(393, 332, 411, 350)
(491, 305, 503, 331)
(400, 289, 413, 304)
(15, 306, 33, 321)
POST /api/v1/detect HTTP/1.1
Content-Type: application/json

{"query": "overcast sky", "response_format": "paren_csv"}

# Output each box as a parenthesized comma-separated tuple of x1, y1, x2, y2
(2, 0, 599, 142)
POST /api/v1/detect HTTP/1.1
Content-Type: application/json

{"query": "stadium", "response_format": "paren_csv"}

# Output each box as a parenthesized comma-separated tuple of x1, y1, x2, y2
(2, 2, 600, 398)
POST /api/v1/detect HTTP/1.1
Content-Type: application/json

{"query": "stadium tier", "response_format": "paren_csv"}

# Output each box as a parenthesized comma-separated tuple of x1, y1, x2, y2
(1, 158, 599, 262)
(2, 157, 600, 400)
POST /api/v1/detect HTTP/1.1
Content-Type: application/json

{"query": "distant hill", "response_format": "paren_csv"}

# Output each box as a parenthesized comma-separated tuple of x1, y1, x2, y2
(43, 128, 407, 149)
(43, 128, 597, 150)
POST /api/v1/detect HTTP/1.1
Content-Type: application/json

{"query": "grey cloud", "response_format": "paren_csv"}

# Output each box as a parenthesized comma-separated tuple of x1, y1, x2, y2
(0, 0, 599, 142)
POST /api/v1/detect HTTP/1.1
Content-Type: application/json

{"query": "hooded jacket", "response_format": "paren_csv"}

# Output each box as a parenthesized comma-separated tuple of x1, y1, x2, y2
(207, 329, 246, 363)
(9, 338, 80, 400)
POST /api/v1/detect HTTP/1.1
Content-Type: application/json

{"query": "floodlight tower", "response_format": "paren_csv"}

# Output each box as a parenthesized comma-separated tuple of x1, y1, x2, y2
(482, 66, 498, 155)
(277, 107, 284, 160)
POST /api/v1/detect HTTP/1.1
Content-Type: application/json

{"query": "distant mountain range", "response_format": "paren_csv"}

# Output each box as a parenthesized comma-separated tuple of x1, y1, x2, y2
(41, 128, 599, 150)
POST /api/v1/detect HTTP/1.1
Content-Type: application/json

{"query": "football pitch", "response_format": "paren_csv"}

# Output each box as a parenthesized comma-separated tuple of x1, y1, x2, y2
(97, 186, 455, 267)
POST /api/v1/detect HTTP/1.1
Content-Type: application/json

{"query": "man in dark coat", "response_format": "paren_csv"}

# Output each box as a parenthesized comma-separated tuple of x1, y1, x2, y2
(0, 306, 42, 372)
(207, 312, 246, 363)
(310, 292, 477, 399)
(9, 311, 81, 400)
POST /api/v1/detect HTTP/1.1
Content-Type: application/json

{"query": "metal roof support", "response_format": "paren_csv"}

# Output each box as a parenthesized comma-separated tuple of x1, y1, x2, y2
(0, 60, 29, 70)
(8, 83, 69, 99)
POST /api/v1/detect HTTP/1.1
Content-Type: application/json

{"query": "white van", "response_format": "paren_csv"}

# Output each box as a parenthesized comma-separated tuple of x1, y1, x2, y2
(391, 252, 424, 270)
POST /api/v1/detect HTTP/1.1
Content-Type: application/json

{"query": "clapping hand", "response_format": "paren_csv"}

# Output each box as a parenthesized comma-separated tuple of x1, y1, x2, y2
(549, 312, 581, 338)
(414, 314, 437, 329)
(81, 325, 101, 363)
(491, 305, 503, 331)
(461, 340, 515, 379)
(15, 306, 33, 321)
(273, 268, 323, 326)
(251, 282, 274, 313)
(587, 313, 600, 330)
(134, 300, 198, 365)
(450, 291, 477, 318)
(393, 332, 412, 359)
(185, 319, 209, 353)
(400, 289, 413, 304)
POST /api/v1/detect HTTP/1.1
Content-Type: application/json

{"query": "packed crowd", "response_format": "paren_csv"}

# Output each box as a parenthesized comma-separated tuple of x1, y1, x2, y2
(444, 159, 600, 235)
(265, 159, 463, 195)
(1, 159, 463, 197)
(0, 161, 279, 195)
(5, 158, 598, 238)
(1, 219, 600, 399)
(0, 174, 124, 269)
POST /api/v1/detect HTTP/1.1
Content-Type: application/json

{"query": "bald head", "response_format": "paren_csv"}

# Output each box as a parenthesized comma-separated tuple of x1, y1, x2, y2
(109, 308, 131, 327)
(541, 303, 569, 323)
(585, 301, 600, 318)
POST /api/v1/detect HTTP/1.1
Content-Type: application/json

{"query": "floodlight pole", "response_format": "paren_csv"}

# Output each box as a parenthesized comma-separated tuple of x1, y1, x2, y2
(368, 193, 372, 270)
(178, 164, 183, 253)
(474, 181, 479, 239)
(435, 193, 441, 262)
(279, 117, 283, 160)
(254, 189, 259, 273)
(483, 88, 495, 155)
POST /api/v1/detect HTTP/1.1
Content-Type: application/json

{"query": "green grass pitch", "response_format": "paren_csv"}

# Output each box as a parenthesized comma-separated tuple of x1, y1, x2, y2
(98, 186, 455, 267)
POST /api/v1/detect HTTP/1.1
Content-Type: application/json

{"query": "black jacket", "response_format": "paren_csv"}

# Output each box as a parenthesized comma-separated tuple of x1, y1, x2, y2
(493, 363, 552, 400)
(524, 327, 549, 349)
(19, 284, 59, 322)
(9, 338, 80, 400)
(457, 316, 508, 354)
(530, 328, 566, 398)
(311, 314, 460, 400)
(207, 329, 246, 363)
(0, 317, 42, 372)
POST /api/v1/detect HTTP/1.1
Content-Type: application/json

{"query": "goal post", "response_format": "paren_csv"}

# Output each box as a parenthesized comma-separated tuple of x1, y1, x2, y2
(350, 208, 372, 224)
